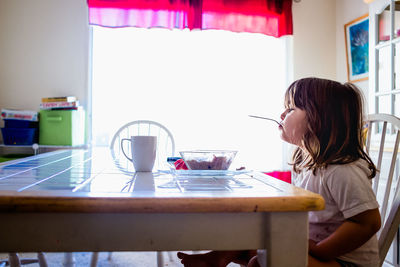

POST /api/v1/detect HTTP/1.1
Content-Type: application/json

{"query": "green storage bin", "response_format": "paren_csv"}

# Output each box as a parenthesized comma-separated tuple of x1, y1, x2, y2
(39, 109, 85, 146)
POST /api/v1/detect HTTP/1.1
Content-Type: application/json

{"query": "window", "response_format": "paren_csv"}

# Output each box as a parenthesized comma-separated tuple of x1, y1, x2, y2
(371, 1, 400, 119)
(91, 26, 290, 171)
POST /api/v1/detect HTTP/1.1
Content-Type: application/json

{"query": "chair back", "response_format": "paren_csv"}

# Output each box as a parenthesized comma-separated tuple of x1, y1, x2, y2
(364, 113, 400, 266)
(110, 120, 175, 174)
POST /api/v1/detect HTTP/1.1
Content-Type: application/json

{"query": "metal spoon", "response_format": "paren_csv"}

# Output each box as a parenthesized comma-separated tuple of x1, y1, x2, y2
(248, 115, 282, 126)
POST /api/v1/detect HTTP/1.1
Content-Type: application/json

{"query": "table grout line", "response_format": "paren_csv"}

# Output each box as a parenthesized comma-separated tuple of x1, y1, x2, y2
(17, 156, 93, 192)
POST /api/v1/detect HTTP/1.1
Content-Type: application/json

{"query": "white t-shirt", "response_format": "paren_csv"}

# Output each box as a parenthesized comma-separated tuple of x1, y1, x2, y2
(292, 159, 380, 267)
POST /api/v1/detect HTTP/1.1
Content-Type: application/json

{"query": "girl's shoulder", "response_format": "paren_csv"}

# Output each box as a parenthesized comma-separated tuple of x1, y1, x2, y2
(319, 159, 372, 186)
(293, 159, 371, 187)
(324, 159, 370, 175)
(296, 159, 369, 177)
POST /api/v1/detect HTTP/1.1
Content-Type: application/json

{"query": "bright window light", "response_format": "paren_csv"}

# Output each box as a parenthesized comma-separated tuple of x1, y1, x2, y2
(91, 27, 290, 171)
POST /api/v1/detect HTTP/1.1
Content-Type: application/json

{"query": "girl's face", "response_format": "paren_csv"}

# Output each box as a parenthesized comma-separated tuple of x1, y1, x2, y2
(279, 105, 308, 147)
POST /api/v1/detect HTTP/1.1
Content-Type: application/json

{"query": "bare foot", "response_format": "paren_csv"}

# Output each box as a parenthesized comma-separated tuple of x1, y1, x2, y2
(177, 251, 234, 267)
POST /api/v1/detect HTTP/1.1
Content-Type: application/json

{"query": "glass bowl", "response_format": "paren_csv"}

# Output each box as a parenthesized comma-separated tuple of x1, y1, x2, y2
(179, 150, 237, 170)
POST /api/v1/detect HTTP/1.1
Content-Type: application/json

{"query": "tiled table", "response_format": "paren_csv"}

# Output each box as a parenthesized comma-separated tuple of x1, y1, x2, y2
(0, 148, 324, 267)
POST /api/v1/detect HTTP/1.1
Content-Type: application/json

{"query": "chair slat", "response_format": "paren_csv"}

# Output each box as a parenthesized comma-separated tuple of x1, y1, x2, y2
(379, 190, 400, 266)
(380, 129, 399, 222)
(366, 121, 372, 154)
(373, 121, 387, 195)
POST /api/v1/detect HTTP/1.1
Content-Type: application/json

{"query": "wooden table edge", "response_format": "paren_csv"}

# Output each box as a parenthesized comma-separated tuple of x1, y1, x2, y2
(0, 193, 325, 213)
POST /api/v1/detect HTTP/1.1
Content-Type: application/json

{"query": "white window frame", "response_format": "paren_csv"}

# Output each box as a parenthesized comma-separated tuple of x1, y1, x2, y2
(369, 0, 400, 121)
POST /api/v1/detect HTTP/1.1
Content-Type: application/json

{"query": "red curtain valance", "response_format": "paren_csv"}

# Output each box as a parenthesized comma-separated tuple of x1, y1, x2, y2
(87, 0, 293, 37)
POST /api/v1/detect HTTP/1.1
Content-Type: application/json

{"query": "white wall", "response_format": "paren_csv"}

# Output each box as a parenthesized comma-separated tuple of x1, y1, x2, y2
(291, 0, 369, 107)
(0, 0, 90, 126)
(336, 0, 369, 83)
(292, 0, 337, 81)
(335, 0, 369, 102)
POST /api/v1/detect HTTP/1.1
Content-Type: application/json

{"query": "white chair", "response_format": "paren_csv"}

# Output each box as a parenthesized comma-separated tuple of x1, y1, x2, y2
(110, 120, 175, 175)
(90, 120, 176, 267)
(364, 113, 400, 266)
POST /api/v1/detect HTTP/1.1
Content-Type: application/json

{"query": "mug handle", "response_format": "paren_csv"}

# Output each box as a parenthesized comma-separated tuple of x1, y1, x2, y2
(121, 138, 133, 162)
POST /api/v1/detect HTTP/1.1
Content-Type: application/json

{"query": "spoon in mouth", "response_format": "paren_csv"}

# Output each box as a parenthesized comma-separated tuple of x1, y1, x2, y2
(248, 115, 282, 126)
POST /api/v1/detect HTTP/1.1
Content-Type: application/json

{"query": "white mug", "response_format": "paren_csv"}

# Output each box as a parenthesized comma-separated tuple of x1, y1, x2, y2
(121, 136, 157, 172)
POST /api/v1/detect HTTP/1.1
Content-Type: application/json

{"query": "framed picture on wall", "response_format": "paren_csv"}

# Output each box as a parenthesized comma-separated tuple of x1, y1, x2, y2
(344, 14, 369, 83)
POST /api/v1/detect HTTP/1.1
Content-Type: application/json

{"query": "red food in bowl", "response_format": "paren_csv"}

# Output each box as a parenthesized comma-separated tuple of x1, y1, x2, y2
(179, 150, 237, 170)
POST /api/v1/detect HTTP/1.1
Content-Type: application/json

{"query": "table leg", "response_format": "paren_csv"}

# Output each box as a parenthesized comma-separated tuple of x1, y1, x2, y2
(62, 252, 75, 267)
(263, 212, 308, 267)
(90, 252, 99, 267)
(8, 253, 21, 267)
(37, 252, 48, 267)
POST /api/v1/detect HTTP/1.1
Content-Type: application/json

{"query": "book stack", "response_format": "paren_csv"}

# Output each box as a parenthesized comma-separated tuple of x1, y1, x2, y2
(1, 109, 38, 121)
(40, 96, 81, 110)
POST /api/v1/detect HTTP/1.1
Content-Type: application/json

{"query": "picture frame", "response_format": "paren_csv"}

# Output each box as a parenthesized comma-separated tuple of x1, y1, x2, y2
(344, 13, 369, 83)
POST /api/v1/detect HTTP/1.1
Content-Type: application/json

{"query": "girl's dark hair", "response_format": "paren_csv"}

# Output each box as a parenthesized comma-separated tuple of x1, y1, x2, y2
(285, 77, 376, 178)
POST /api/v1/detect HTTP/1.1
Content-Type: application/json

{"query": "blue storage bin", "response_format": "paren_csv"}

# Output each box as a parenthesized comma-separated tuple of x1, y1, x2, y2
(1, 128, 37, 145)
(4, 119, 38, 128)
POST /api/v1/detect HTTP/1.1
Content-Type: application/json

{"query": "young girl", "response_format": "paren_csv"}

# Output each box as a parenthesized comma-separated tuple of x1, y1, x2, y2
(177, 77, 381, 267)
